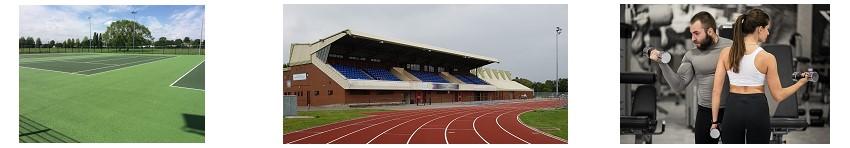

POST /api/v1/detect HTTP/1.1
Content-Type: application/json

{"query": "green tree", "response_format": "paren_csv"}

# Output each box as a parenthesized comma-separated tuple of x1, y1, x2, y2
(102, 20, 152, 50)
(48, 40, 55, 48)
(35, 38, 42, 48)
(83, 36, 90, 48)
(193, 39, 201, 47)
(175, 39, 183, 48)
(19, 37, 26, 48)
(93, 32, 100, 48)
(155, 37, 168, 47)
(25, 37, 35, 48)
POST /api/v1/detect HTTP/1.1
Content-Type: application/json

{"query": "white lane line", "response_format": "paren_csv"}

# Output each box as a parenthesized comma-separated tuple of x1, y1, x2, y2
(443, 108, 495, 144)
(496, 109, 530, 144)
(335, 109, 463, 144)
(472, 108, 514, 144)
(372, 108, 463, 144)
(287, 110, 430, 144)
(284, 110, 416, 136)
(368, 109, 467, 144)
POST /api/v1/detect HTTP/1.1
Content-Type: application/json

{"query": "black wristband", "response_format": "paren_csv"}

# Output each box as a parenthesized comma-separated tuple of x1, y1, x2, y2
(712, 121, 719, 124)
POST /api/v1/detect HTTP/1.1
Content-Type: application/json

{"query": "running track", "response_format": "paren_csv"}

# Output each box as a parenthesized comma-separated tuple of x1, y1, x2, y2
(284, 99, 566, 144)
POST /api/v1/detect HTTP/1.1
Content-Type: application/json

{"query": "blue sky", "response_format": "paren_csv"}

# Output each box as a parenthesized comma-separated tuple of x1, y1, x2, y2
(20, 5, 204, 42)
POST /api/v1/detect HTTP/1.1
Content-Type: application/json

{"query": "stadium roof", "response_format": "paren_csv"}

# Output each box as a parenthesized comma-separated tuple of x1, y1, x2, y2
(289, 29, 500, 69)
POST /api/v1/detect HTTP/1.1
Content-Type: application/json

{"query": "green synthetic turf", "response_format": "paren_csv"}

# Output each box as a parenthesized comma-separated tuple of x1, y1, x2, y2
(171, 62, 205, 90)
(283, 109, 389, 134)
(519, 108, 567, 140)
(19, 53, 94, 59)
(20, 55, 173, 75)
(19, 53, 205, 143)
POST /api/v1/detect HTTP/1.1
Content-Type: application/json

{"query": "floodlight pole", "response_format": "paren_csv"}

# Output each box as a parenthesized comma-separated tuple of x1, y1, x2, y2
(131, 10, 137, 51)
(199, 8, 204, 55)
(88, 16, 92, 50)
(555, 26, 562, 98)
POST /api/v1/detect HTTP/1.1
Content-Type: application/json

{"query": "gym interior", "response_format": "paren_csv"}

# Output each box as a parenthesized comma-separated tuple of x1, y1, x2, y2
(619, 4, 829, 144)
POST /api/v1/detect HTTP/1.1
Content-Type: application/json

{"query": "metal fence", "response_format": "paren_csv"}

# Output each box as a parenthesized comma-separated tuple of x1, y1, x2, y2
(534, 92, 568, 109)
(19, 46, 204, 55)
(534, 92, 568, 99)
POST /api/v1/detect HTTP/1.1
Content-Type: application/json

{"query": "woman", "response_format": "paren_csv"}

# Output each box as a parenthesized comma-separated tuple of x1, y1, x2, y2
(709, 9, 811, 144)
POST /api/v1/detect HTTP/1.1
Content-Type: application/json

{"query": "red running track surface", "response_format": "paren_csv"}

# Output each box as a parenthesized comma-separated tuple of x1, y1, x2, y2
(284, 99, 567, 144)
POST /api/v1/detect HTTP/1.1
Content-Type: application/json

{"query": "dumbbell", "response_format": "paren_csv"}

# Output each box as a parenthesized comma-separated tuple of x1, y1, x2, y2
(642, 46, 671, 63)
(791, 68, 819, 82)
(710, 128, 721, 139)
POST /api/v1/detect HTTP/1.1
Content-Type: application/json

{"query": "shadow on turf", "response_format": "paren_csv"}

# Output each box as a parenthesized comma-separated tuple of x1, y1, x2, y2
(181, 113, 205, 136)
(19, 115, 80, 143)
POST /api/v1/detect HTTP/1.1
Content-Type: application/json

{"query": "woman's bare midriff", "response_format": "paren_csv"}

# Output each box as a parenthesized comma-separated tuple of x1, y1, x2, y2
(730, 85, 765, 94)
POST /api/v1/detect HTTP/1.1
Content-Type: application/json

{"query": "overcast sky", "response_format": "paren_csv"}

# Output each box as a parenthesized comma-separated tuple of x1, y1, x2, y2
(20, 5, 204, 42)
(283, 5, 567, 82)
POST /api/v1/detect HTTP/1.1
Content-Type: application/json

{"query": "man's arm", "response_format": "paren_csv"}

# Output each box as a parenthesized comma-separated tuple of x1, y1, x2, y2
(656, 52, 695, 92)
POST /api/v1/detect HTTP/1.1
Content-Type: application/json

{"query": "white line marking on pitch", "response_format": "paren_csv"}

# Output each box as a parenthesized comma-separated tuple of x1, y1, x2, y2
(170, 60, 205, 91)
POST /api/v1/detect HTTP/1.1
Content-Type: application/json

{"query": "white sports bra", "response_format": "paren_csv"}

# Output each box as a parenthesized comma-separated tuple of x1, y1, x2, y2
(727, 47, 766, 86)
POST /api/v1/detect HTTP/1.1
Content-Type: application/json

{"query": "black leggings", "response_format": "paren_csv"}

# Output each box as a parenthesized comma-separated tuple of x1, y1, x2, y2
(720, 93, 770, 144)
(695, 105, 723, 144)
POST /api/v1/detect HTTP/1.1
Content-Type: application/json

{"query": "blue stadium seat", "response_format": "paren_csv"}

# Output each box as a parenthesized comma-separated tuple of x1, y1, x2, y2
(409, 70, 449, 83)
(453, 74, 488, 85)
(364, 67, 401, 81)
(331, 64, 372, 80)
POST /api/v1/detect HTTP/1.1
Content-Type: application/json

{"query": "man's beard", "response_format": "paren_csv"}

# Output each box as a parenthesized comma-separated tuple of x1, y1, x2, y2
(697, 35, 715, 50)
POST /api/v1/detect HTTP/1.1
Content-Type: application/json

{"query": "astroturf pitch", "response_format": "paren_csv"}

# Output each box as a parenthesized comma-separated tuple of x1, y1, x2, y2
(171, 61, 205, 90)
(19, 53, 205, 143)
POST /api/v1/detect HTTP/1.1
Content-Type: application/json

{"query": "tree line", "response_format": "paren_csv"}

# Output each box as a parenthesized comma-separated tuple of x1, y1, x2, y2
(19, 20, 203, 49)
(513, 77, 567, 92)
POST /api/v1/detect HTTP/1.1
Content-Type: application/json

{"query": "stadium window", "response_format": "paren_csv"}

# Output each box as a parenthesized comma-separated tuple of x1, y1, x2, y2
(407, 64, 420, 71)
(314, 91, 320, 96)
(436, 91, 448, 94)
(328, 90, 333, 95)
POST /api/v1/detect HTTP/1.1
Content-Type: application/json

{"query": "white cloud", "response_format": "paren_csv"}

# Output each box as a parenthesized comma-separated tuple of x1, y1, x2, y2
(141, 6, 204, 40)
(105, 5, 133, 13)
(19, 6, 89, 42)
(20, 5, 204, 42)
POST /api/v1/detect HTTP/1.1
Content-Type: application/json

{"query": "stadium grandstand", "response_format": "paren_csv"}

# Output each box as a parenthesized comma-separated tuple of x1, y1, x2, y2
(284, 29, 533, 106)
